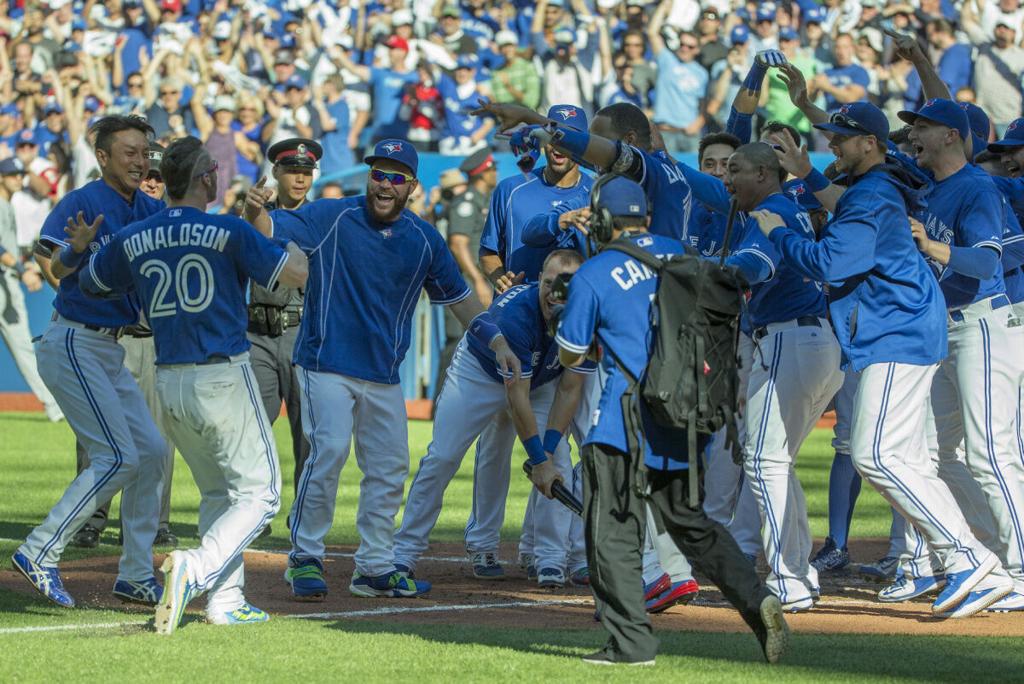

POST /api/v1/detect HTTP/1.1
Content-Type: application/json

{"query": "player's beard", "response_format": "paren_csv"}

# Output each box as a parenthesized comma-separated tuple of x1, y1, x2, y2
(368, 186, 408, 223)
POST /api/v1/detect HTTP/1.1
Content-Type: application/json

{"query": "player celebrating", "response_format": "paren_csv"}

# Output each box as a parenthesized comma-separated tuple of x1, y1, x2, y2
(394, 250, 591, 586)
(244, 139, 520, 601)
(11, 115, 168, 609)
(80, 136, 308, 633)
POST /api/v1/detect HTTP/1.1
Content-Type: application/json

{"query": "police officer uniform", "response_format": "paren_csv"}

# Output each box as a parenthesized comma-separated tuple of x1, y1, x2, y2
(247, 138, 319, 493)
(437, 150, 494, 388)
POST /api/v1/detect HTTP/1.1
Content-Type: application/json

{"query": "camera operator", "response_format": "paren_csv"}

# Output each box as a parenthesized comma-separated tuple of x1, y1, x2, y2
(554, 176, 789, 667)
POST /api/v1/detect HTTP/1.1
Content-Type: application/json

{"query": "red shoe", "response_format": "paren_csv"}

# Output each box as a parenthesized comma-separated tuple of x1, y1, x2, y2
(646, 578, 699, 613)
(643, 573, 671, 602)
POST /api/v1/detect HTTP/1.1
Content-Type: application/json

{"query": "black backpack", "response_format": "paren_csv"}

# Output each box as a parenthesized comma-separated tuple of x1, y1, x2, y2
(603, 206, 747, 502)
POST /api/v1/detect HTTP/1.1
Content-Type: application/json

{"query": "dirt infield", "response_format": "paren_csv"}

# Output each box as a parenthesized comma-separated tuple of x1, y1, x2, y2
(3, 538, 1023, 637)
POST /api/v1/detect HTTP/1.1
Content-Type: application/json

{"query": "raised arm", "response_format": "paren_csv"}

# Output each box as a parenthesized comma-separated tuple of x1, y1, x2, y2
(648, 0, 670, 56)
(884, 27, 951, 100)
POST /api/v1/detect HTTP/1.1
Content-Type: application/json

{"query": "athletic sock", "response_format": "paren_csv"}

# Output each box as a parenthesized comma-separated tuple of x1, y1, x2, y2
(827, 452, 861, 549)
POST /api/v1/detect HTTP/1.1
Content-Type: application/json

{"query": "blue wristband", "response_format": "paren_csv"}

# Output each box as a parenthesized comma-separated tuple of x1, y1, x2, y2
(543, 429, 562, 454)
(741, 62, 768, 93)
(524, 435, 547, 465)
(59, 246, 86, 270)
(550, 125, 590, 162)
(802, 168, 830, 193)
(468, 311, 501, 347)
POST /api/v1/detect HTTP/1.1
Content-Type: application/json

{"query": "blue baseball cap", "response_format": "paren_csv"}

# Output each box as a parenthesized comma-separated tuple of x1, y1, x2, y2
(83, 96, 101, 112)
(804, 6, 827, 24)
(0, 157, 25, 176)
(546, 104, 588, 132)
(958, 102, 991, 161)
(779, 27, 799, 41)
(756, 3, 777, 22)
(456, 54, 478, 70)
(71, 18, 86, 31)
(595, 176, 647, 217)
(0, 103, 18, 116)
(282, 74, 307, 90)
(813, 102, 889, 141)
(43, 101, 63, 116)
(784, 178, 822, 211)
(15, 129, 37, 147)
(988, 118, 1024, 152)
(730, 24, 750, 45)
(364, 139, 419, 175)
(898, 98, 969, 141)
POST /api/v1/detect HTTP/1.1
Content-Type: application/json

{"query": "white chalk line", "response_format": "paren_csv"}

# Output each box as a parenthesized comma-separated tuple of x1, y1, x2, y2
(0, 598, 591, 636)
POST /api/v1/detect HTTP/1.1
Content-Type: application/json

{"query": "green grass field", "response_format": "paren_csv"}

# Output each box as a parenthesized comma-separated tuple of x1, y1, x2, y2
(2, 412, 1022, 682)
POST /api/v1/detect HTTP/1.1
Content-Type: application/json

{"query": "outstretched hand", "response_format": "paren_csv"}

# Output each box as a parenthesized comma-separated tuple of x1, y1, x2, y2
(883, 27, 923, 62)
(767, 131, 813, 180)
(755, 49, 787, 69)
(777, 63, 810, 108)
(470, 99, 547, 134)
(244, 176, 273, 221)
(64, 211, 103, 254)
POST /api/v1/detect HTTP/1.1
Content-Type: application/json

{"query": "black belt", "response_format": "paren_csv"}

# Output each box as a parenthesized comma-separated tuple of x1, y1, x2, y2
(752, 315, 821, 341)
(196, 355, 231, 365)
(122, 324, 153, 339)
(247, 304, 302, 337)
(52, 311, 123, 338)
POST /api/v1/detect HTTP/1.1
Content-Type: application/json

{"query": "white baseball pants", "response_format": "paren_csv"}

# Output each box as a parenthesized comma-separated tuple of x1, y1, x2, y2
(20, 321, 166, 581)
(156, 356, 280, 612)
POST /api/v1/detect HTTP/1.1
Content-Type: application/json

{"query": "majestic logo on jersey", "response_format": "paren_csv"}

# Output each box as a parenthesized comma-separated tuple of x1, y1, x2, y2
(169, 208, 182, 217)
(380, 228, 393, 239)
(553, 108, 578, 121)
(382, 142, 403, 154)
(637, 236, 653, 247)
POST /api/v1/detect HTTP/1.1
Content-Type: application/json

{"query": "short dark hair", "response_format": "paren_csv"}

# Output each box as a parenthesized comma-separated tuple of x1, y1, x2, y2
(927, 18, 954, 35)
(594, 102, 652, 151)
(543, 248, 584, 272)
(159, 136, 206, 200)
(762, 121, 801, 148)
(613, 216, 646, 230)
(733, 142, 786, 184)
(699, 132, 742, 164)
(89, 115, 154, 154)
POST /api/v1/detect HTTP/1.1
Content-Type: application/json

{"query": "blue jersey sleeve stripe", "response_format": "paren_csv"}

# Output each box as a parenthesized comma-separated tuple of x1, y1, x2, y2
(498, 368, 534, 379)
(263, 251, 289, 291)
(569, 365, 596, 375)
(40, 235, 69, 249)
(732, 247, 776, 279)
(431, 286, 472, 306)
(85, 253, 111, 292)
(555, 332, 590, 355)
(973, 240, 1003, 254)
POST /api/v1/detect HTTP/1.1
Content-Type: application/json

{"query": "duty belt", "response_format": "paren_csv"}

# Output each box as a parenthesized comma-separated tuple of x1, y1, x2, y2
(247, 303, 303, 337)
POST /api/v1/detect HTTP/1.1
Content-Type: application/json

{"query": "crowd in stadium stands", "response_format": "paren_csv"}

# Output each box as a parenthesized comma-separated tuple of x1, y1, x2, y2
(2, 0, 1024, 242)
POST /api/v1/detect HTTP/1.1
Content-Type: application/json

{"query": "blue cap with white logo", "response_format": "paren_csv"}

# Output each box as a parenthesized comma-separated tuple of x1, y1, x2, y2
(0, 157, 25, 176)
(898, 98, 970, 142)
(546, 104, 588, 132)
(595, 176, 647, 218)
(730, 24, 750, 45)
(814, 101, 890, 141)
(804, 6, 827, 24)
(364, 139, 419, 175)
(988, 117, 1024, 152)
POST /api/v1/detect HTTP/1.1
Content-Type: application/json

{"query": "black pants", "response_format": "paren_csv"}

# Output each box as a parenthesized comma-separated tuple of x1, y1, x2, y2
(583, 443, 770, 662)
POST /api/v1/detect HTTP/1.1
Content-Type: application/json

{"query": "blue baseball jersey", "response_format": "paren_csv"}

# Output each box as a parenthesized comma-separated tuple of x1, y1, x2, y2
(623, 148, 693, 241)
(555, 232, 709, 470)
(39, 179, 165, 327)
(767, 167, 947, 371)
(272, 196, 471, 384)
(520, 196, 590, 255)
(913, 164, 1005, 309)
(479, 167, 593, 282)
(437, 75, 487, 140)
(727, 193, 827, 327)
(466, 283, 595, 388)
(80, 207, 288, 365)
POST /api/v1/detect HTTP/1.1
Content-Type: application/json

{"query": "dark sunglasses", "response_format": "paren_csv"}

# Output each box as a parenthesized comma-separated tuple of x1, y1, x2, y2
(371, 168, 414, 185)
(829, 112, 873, 137)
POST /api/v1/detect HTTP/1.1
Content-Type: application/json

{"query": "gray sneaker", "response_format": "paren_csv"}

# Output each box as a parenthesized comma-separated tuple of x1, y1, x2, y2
(859, 555, 900, 582)
(471, 552, 505, 580)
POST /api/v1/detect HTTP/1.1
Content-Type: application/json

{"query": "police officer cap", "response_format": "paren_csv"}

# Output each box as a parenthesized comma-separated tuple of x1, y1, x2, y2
(0, 157, 25, 176)
(268, 138, 322, 169)
(595, 177, 647, 217)
(147, 141, 166, 165)
(458, 148, 495, 177)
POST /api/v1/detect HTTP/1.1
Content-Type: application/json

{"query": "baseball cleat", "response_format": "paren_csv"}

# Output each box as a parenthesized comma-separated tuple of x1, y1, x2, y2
(285, 558, 328, 601)
(859, 555, 900, 582)
(349, 571, 431, 598)
(781, 596, 814, 613)
(537, 567, 565, 589)
(986, 590, 1024, 612)
(941, 575, 1014, 619)
(933, 554, 999, 614)
(877, 574, 945, 602)
(643, 573, 672, 603)
(470, 551, 505, 580)
(581, 649, 655, 667)
(518, 552, 537, 580)
(113, 577, 162, 606)
(70, 524, 101, 549)
(646, 579, 699, 613)
(207, 602, 270, 626)
(394, 562, 416, 579)
(11, 551, 75, 608)
(569, 567, 590, 587)
(757, 594, 790, 664)
(810, 538, 850, 573)
(154, 550, 198, 635)
(154, 528, 178, 548)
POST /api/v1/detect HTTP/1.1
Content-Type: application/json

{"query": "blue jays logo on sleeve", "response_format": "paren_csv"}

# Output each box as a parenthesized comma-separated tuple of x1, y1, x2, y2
(382, 141, 403, 154)
(1008, 120, 1021, 133)
(553, 107, 578, 121)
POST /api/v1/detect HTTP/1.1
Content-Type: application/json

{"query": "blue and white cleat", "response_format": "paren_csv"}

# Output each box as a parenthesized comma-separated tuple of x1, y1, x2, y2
(11, 551, 75, 608)
(877, 574, 945, 602)
(859, 555, 900, 582)
(113, 577, 162, 606)
(154, 550, 199, 635)
(349, 571, 431, 598)
(943, 574, 1013, 619)
(208, 602, 270, 626)
(933, 554, 999, 615)
(471, 552, 505, 580)
(285, 558, 328, 601)
(986, 590, 1024, 613)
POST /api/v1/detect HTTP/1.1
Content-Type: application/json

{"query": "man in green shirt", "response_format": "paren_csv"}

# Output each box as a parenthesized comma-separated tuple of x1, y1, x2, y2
(490, 31, 541, 110)
(763, 29, 819, 137)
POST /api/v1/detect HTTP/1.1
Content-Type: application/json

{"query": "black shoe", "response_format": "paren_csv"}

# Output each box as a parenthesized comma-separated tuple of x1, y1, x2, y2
(154, 527, 178, 548)
(259, 525, 272, 539)
(581, 649, 654, 667)
(70, 524, 100, 549)
(757, 594, 790, 664)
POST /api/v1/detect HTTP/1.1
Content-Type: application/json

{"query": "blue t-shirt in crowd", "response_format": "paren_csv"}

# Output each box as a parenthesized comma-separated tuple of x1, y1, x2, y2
(319, 98, 353, 178)
(822, 63, 869, 112)
(368, 67, 419, 138)
(80, 207, 288, 365)
(653, 51, 707, 127)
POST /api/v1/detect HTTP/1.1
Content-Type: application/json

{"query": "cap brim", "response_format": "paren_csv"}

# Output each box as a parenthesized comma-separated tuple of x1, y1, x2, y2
(276, 159, 318, 168)
(987, 138, 1024, 152)
(363, 155, 416, 175)
(813, 122, 870, 137)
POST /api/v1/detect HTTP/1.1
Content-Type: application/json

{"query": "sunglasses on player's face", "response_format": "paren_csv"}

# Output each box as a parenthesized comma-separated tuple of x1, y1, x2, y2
(370, 168, 414, 185)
